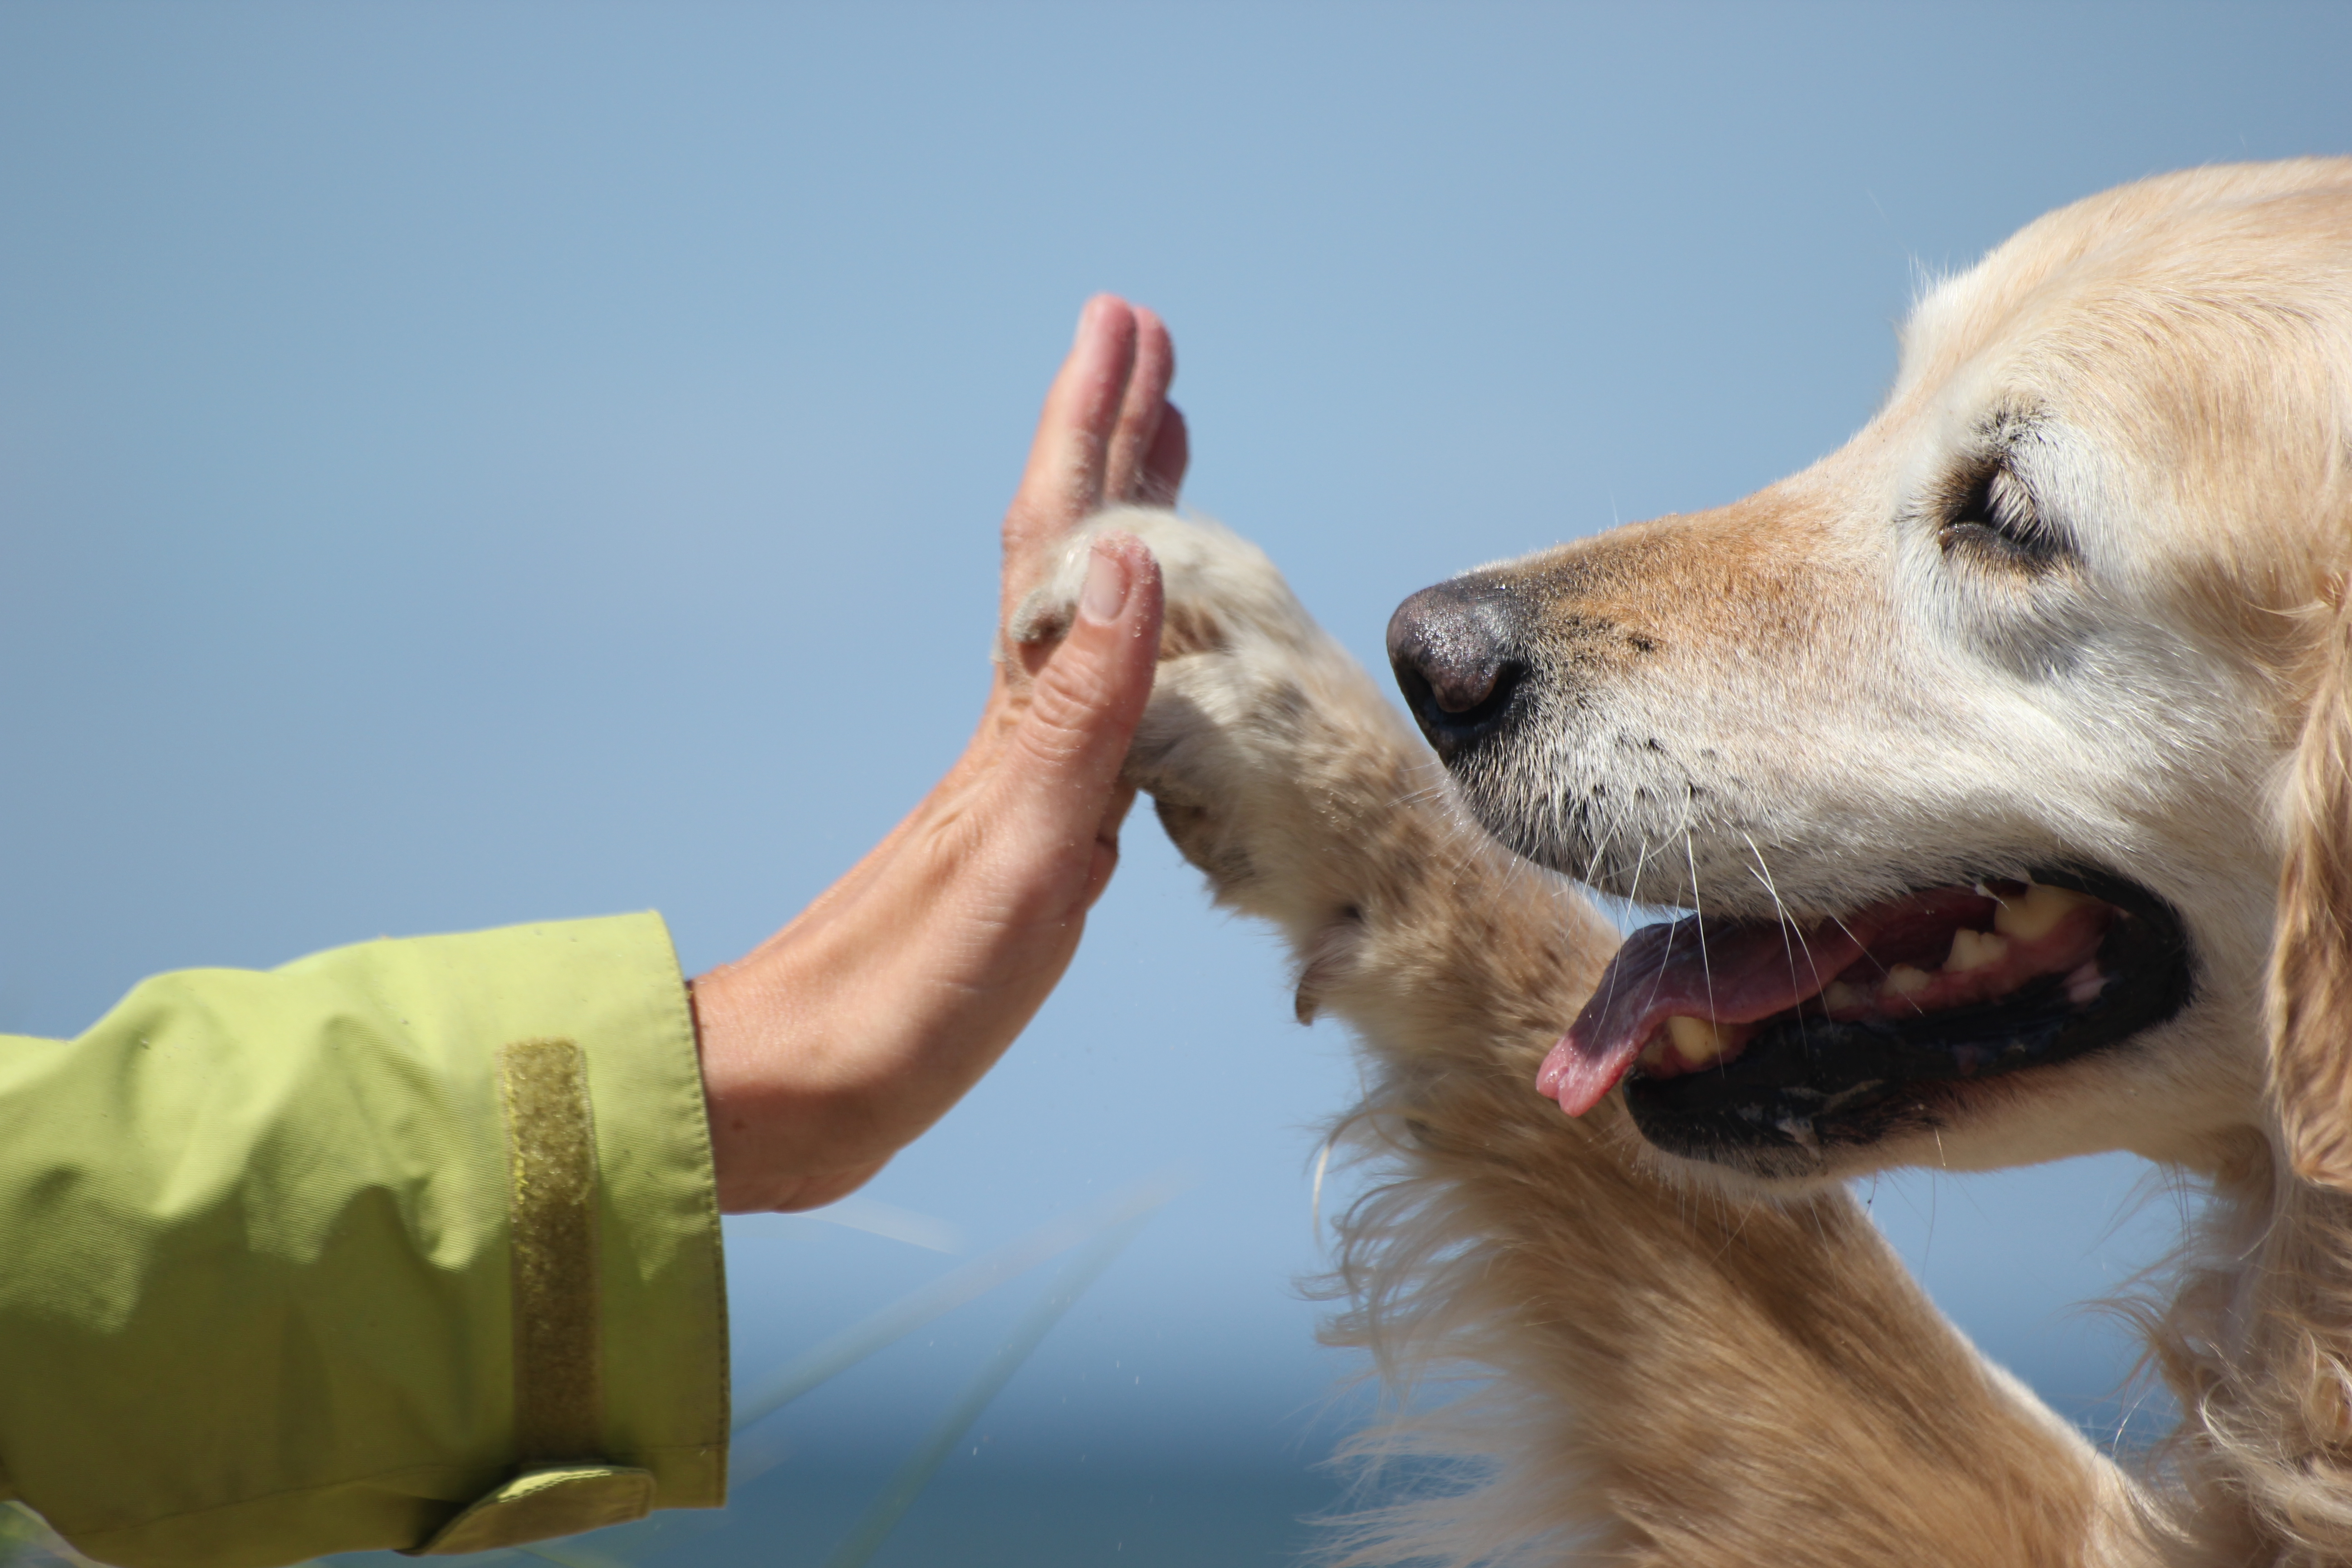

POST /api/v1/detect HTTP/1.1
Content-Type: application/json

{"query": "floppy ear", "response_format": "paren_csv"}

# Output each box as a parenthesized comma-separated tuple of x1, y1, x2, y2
(2271, 588, 2352, 1188)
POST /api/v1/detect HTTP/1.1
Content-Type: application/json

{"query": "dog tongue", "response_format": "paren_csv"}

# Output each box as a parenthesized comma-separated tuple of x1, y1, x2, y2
(1536, 914, 1867, 1117)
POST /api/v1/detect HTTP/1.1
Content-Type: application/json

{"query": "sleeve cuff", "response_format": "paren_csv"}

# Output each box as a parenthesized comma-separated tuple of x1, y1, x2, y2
(5, 912, 727, 1568)
(283, 912, 733, 1514)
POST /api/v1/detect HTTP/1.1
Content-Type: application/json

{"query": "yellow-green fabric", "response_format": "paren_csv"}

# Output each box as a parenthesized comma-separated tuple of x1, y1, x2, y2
(407, 1465, 657, 1556)
(0, 913, 729, 1568)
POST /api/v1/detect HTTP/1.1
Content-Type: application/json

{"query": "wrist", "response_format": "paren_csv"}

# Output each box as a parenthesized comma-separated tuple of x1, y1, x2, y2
(689, 955, 863, 1212)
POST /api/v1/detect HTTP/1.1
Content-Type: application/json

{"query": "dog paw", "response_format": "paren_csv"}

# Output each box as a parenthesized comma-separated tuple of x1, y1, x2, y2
(1012, 508, 1320, 857)
(1012, 507, 1420, 910)
(1009, 506, 1319, 666)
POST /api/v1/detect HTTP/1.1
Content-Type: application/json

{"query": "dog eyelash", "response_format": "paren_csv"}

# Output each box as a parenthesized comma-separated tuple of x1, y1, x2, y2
(1937, 463, 2063, 570)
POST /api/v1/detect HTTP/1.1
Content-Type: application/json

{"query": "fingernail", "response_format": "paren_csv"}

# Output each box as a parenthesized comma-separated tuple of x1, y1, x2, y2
(1079, 540, 1130, 624)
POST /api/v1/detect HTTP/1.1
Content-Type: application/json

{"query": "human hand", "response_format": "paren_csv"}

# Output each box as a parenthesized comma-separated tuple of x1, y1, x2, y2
(691, 296, 1186, 1212)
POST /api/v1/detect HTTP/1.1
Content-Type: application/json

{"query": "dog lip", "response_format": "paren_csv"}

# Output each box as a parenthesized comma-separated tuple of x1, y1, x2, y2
(1538, 888, 1948, 1116)
(1541, 868, 2192, 1122)
(1608, 865, 2196, 1161)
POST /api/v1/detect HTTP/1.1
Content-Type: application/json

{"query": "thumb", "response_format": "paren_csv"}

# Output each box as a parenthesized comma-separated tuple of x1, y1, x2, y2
(1002, 534, 1164, 834)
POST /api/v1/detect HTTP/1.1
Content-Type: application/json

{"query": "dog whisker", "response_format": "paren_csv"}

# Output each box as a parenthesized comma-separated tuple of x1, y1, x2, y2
(1102, 157, 2352, 1565)
(1684, 828, 1718, 1032)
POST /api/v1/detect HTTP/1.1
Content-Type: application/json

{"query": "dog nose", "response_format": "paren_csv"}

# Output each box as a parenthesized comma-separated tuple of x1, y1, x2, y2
(1387, 579, 1527, 757)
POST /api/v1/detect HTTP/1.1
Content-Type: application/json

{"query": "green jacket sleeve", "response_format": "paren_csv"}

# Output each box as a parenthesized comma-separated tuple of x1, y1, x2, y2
(0, 913, 730, 1568)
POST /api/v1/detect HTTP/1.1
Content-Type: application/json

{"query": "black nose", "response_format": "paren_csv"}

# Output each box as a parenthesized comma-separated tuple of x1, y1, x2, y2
(1387, 578, 1528, 758)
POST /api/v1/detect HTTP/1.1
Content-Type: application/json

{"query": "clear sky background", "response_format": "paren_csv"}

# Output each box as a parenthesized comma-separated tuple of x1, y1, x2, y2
(4, 5, 2349, 1565)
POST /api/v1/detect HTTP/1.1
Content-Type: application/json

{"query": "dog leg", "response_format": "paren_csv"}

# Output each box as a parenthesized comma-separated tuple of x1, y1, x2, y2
(1019, 509, 2163, 1568)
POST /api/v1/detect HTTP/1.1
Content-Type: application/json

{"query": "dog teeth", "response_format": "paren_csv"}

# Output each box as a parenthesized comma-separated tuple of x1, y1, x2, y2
(1881, 964, 1933, 1000)
(1992, 882, 2093, 941)
(1823, 980, 1865, 1013)
(1943, 929, 2011, 973)
(1639, 1036, 1671, 1069)
(1665, 1015, 1732, 1065)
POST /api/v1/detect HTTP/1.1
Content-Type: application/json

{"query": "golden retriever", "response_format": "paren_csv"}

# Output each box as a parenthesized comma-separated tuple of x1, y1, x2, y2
(1016, 157, 2352, 1566)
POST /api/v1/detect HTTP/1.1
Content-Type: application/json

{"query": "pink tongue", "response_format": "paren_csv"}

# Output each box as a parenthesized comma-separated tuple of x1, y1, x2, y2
(1537, 916, 1865, 1117)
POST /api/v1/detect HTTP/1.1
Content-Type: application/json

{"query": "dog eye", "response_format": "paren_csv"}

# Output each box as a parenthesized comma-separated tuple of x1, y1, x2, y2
(1938, 465, 2061, 570)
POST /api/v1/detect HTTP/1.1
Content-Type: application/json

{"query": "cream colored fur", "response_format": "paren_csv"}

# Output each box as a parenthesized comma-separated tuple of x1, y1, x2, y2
(1014, 158, 2352, 1565)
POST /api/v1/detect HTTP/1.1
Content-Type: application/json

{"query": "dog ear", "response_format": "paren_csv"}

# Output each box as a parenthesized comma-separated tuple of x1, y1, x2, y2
(2271, 586, 2352, 1188)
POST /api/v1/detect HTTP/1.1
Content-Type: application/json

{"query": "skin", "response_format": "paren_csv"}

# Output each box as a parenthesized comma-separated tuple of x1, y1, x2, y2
(691, 295, 1186, 1212)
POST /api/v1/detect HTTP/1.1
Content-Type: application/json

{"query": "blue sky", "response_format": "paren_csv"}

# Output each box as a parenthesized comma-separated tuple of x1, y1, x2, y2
(4, 4, 2347, 1562)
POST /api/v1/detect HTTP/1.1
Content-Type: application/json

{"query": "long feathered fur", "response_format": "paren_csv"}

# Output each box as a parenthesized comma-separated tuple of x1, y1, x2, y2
(1010, 158, 2352, 1567)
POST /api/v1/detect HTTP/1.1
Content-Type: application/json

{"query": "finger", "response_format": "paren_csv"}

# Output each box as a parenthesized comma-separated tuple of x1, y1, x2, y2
(1137, 402, 1188, 507)
(995, 534, 1165, 897)
(1081, 782, 1140, 910)
(1103, 307, 1175, 503)
(1098, 779, 1140, 842)
(1002, 296, 1138, 604)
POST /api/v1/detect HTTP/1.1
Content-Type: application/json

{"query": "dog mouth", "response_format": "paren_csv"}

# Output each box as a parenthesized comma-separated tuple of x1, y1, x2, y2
(1537, 869, 2194, 1158)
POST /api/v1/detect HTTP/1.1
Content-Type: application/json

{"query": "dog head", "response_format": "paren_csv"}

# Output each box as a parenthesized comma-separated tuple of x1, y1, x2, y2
(1389, 159, 2352, 1185)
